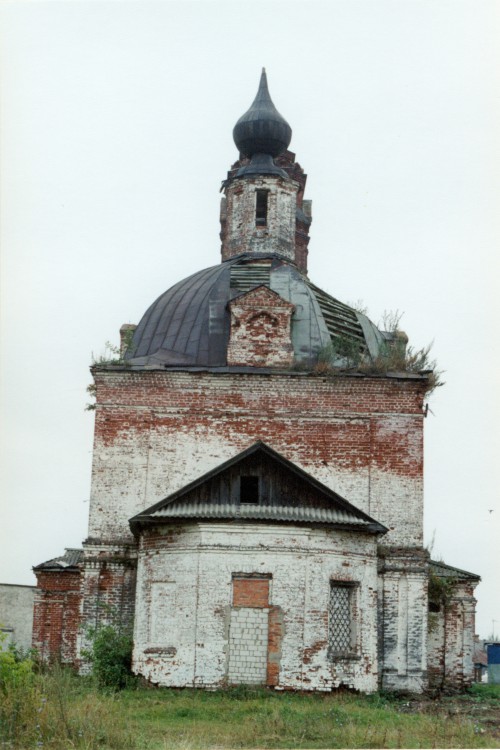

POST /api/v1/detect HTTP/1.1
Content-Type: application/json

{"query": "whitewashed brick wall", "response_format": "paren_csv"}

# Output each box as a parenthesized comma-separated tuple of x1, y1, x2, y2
(221, 175, 299, 262)
(89, 371, 425, 548)
(133, 523, 382, 692)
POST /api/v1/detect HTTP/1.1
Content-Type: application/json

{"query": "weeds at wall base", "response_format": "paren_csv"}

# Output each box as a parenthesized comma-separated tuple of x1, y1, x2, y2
(1, 664, 498, 749)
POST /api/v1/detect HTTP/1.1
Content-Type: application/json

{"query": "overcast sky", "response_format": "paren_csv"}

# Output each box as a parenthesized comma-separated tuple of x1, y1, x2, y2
(1, 0, 499, 639)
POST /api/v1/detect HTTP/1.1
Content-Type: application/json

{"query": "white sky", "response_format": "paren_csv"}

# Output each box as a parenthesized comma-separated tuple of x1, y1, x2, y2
(1, 0, 499, 639)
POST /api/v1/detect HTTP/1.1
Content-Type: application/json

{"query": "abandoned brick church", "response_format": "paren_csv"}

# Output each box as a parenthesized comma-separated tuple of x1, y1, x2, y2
(33, 70, 480, 692)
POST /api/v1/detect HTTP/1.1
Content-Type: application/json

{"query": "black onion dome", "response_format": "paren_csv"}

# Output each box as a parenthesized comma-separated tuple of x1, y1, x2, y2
(126, 256, 386, 369)
(233, 69, 292, 159)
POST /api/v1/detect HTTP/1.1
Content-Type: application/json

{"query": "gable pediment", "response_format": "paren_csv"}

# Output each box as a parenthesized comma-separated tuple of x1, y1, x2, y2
(130, 442, 387, 536)
(229, 284, 295, 311)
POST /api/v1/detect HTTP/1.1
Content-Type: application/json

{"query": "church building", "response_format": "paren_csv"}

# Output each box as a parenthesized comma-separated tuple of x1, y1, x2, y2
(32, 71, 479, 693)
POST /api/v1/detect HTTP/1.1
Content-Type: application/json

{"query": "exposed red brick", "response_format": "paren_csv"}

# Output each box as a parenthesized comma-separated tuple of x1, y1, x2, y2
(227, 286, 295, 368)
(233, 578, 269, 608)
(267, 605, 284, 686)
(32, 569, 81, 665)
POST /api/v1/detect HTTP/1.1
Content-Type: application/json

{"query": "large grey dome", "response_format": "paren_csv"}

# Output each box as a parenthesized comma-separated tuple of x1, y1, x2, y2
(126, 255, 386, 369)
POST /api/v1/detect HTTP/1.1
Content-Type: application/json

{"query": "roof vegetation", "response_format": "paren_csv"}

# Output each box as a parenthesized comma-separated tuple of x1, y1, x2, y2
(312, 309, 444, 398)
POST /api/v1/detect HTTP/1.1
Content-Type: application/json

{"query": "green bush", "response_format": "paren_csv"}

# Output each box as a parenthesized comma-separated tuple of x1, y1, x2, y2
(0, 636, 39, 744)
(85, 624, 134, 691)
(0, 643, 35, 690)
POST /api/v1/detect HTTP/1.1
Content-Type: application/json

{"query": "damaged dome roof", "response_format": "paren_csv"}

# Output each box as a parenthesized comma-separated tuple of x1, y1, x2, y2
(126, 255, 386, 369)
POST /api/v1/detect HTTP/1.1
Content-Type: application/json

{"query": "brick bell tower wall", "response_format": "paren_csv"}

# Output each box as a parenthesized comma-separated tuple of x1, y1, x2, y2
(220, 175, 299, 263)
(219, 152, 311, 275)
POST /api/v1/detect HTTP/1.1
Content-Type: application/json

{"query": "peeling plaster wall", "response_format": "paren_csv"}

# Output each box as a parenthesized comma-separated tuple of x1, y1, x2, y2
(377, 557, 429, 693)
(133, 523, 380, 693)
(76, 541, 137, 672)
(83, 368, 430, 691)
(220, 151, 312, 273)
(221, 176, 298, 262)
(88, 370, 425, 547)
(427, 582, 478, 690)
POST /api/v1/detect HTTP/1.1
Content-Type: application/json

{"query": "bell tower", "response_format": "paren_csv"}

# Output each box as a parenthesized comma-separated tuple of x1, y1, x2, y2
(220, 70, 311, 273)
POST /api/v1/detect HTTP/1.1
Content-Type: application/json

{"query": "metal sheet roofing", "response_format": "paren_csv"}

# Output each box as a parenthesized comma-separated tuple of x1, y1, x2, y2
(149, 502, 371, 526)
(233, 69, 292, 160)
(430, 560, 480, 581)
(127, 255, 386, 369)
(34, 548, 83, 571)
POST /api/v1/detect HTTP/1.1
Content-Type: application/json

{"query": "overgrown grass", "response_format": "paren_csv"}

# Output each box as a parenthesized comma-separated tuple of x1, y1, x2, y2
(467, 682, 500, 702)
(118, 687, 492, 749)
(2, 669, 499, 749)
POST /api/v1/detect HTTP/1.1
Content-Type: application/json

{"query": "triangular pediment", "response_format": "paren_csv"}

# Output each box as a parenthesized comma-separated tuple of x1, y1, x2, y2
(229, 284, 295, 310)
(130, 442, 387, 535)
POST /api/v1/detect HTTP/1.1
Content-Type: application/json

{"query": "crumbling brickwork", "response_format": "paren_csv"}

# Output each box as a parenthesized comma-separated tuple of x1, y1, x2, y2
(133, 523, 380, 692)
(220, 151, 312, 274)
(80, 367, 428, 688)
(89, 369, 426, 548)
(77, 542, 137, 669)
(32, 569, 82, 665)
(220, 175, 298, 263)
(427, 581, 478, 690)
(227, 286, 295, 367)
(377, 548, 428, 692)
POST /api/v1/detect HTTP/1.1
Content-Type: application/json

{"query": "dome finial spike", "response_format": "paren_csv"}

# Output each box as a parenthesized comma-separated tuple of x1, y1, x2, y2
(255, 68, 271, 105)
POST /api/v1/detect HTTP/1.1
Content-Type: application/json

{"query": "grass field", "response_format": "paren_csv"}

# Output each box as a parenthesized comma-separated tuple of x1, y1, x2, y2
(3, 671, 500, 750)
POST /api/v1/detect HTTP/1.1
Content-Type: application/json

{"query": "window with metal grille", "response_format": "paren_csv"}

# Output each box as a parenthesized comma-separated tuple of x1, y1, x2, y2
(255, 190, 268, 226)
(328, 583, 355, 656)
